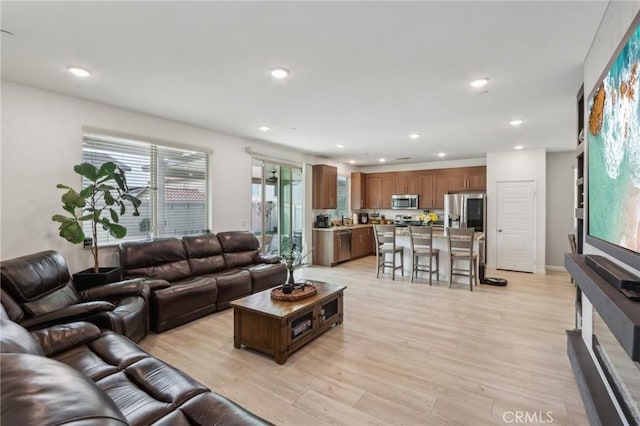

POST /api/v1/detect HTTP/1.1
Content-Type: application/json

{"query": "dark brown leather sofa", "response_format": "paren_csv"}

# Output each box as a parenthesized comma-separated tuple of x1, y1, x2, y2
(119, 231, 286, 332)
(0, 250, 149, 342)
(0, 306, 271, 425)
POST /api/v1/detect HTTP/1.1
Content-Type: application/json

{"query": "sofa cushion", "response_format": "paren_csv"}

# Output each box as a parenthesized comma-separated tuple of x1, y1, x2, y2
(246, 263, 288, 293)
(152, 277, 218, 332)
(1, 353, 128, 425)
(119, 238, 192, 282)
(0, 250, 72, 301)
(217, 231, 260, 268)
(1, 289, 24, 322)
(210, 269, 252, 307)
(30, 321, 101, 357)
(1, 251, 80, 316)
(183, 233, 227, 274)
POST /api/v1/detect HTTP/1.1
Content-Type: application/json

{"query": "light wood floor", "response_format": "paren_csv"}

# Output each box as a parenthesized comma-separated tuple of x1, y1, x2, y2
(140, 256, 588, 425)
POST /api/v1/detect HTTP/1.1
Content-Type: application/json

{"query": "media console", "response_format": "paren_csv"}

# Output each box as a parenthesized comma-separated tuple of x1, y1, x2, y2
(585, 254, 640, 300)
(565, 253, 640, 425)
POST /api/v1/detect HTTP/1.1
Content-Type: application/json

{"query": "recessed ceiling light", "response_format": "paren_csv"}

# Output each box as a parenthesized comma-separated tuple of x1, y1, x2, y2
(514, 145, 524, 150)
(67, 66, 92, 78)
(336, 144, 346, 148)
(270, 68, 290, 79)
(510, 119, 524, 126)
(349, 160, 356, 164)
(470, 78, 490, 88)
(437, 152, 446, 158)
(379, 158, 386, 163)
(409, 133, 420, 139)
(259, 126, 270, 132)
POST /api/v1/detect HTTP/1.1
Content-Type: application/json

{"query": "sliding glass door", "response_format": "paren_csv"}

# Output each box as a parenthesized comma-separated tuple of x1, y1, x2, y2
(251, 159, 303, 254)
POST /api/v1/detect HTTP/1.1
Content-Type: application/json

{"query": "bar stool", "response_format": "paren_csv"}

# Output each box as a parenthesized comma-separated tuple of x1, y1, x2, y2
(447, 227, 478, 291)
(408, 225, 439, 284)
(373, 224, 404, 280)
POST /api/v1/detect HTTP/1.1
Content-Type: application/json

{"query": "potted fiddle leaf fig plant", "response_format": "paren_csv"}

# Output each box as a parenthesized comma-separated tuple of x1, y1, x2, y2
(52, 162, 141, 288)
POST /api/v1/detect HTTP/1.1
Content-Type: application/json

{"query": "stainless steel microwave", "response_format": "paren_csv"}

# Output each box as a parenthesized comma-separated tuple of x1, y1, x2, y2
(391, 194, 419, 209)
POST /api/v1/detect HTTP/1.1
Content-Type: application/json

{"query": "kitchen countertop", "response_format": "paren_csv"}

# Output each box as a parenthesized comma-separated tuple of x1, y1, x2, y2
(312, 224, 374, 232)
(313, 224, 484, 240)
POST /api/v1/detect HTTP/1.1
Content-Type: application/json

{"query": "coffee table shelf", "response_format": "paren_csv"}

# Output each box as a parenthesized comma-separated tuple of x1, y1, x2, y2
(230, 281, 346, 364)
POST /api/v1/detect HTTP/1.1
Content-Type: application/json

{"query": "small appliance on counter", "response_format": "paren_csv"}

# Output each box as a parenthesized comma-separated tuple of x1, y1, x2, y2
(358, 212, 369, 224)
(369, 213, 380, 224)
(315, 214, 330, 228)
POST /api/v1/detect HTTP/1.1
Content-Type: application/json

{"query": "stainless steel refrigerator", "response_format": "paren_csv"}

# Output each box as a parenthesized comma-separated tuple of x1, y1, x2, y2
(444, 193, 486, 233)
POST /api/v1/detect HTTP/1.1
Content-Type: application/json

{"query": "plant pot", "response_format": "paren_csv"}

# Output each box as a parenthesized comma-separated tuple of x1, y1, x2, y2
(73, 267, 122, 291)
(282, 283, 295, 294)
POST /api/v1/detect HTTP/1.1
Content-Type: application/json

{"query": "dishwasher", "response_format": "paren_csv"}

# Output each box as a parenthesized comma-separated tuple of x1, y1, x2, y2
(336, 229, 352, 262)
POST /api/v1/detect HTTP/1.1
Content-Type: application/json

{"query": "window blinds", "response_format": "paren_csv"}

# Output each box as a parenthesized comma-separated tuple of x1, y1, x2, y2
(82, 133, 209, 244)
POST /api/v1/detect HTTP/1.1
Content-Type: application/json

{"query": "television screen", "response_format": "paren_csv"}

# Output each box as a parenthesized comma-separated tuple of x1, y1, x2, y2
(587, 16, 640, 264)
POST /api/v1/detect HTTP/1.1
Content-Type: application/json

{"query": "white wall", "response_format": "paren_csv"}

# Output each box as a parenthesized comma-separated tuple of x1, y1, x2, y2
(486, 149, 547, 273)
(546, 151, 576, 269)
(0, 81, 351, 271)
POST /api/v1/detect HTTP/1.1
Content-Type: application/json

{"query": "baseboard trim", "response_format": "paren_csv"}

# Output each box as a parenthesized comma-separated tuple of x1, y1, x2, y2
(546, 265, 566, 272)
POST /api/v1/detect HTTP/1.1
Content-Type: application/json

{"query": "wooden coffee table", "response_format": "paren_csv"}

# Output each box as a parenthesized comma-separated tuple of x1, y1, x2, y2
(230, 281, 346, 364)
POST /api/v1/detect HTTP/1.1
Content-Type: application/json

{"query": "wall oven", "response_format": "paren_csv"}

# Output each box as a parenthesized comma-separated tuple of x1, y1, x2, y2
(391, 194, 419, 210)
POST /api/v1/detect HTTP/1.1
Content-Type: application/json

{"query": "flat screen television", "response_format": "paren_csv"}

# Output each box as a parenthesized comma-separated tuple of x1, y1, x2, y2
(586, 12, 640, 272)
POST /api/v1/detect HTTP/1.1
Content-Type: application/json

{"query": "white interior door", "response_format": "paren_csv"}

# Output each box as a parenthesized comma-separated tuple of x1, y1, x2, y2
(496, 180, 536, 273)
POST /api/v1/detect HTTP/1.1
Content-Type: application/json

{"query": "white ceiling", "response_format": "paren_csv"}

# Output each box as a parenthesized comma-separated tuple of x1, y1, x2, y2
(1, 1, 608, 166)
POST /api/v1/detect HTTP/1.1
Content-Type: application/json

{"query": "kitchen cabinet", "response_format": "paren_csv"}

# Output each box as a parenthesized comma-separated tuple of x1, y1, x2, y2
(361, 166, 486, 210)
(312, 164, 337, 209)
(365, 175, 393, 209)
(351, 227, 372, 259)
(351, 172, 366, 210)
(418, 173, 435, 208)
(433, 173, 448, 209)
(467, 167, 487, 191)
(440, 167, 487, 192)
(445, 170, 468, 192)
(392, 173, 420, 195)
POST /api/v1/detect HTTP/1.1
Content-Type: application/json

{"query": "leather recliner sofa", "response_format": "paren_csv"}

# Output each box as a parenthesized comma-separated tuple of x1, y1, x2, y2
(0, 306, 271, 425)
(119, 231, 286, 332)
(0, 250, 149, 342)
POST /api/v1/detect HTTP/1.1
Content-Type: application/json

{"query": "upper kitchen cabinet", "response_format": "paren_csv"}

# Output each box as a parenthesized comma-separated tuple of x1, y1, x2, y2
(418, 173, 435, 208)
(351, 172, 366, 210)
(392, 172, 420, 195)
(438, 166, 487, 193)
(312, 164, 338, 209)
(467, 167, 487, 191)
(365, 175, 393, 209)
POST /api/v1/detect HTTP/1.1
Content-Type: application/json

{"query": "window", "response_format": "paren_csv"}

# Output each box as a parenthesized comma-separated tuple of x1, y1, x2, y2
(336, 175, 348, 220)
(82, 133, 210, 245)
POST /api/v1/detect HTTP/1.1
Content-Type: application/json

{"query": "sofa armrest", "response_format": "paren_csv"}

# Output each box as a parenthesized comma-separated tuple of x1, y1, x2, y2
(79, 279, 146, 301)
(30, 321, 101, 356)
(20, 301, 115, 330)
(255, 254, 281, 264)
(143, 278, 172, 291)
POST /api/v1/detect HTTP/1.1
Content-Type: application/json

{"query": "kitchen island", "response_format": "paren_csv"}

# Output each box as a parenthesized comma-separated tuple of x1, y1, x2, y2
(393, 228, 485, 284)
(312, 225, 484, 285)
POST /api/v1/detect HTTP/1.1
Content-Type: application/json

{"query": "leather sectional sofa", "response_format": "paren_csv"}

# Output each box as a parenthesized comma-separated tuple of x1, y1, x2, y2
(119, 231, 287, 332)
(0, 306, 271, 425)
(0, 250, 149, 342)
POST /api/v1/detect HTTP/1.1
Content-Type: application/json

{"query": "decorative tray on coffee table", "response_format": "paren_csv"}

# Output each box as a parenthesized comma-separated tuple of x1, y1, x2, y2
(271, 281, 317, 301)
